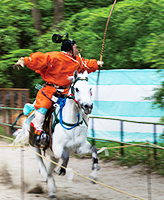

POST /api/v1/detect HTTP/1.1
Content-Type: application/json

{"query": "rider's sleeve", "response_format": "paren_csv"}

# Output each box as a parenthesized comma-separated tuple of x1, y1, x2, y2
(77, 56, 99, 73)
(23, 52, 51, 71)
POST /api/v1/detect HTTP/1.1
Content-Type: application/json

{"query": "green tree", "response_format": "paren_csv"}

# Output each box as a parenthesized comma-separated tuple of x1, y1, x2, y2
(45, 0, 164, 70)
(1, 0, 164, 91)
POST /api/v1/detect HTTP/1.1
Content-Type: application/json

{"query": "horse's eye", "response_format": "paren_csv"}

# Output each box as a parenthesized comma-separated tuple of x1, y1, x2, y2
(90, 88, 92, 96)
(75, 88, 79, 92)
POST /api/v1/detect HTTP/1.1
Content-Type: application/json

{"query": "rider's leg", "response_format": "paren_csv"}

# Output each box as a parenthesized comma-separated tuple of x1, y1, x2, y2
(30, 111, 46, 146)
(30, 86, 55, 146)
(31, 111, 45, 133)
(31, 86, 63, 146)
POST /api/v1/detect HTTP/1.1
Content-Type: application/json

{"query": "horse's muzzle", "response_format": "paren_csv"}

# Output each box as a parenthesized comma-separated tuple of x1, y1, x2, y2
(81, 103, 93, 114)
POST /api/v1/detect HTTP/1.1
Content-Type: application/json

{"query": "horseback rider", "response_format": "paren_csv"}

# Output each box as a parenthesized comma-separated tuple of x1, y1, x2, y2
(14, 33, 103, 147)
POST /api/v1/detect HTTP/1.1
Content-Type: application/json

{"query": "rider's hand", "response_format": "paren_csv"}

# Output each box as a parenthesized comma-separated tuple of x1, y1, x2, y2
(13, 57, 24, 70)
(97, 61, 104, 68)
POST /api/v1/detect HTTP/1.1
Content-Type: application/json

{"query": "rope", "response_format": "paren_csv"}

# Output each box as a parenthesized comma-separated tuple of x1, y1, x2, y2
(104, 142, 149, 149)
(0, 134, 146, 199)
(149, 143, 164, 150)
(0, 134, 15, 141)
(22, 145, 146, 200)
(97, 142, 150, 153)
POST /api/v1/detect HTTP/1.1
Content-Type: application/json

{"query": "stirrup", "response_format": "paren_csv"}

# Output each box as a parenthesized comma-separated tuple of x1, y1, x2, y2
(40, 132, 50, 147)
(34, 134, 41, 147)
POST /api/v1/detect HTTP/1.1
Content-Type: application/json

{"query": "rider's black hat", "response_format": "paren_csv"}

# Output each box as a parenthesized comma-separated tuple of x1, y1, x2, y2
(52, 33, 76, 52)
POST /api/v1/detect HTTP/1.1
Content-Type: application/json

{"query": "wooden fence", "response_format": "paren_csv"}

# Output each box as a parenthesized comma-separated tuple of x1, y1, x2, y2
(0, 88, 30, 134)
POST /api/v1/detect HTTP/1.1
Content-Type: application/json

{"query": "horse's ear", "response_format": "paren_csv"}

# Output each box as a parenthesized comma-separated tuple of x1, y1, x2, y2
(83, 70, 88, 78)
(74, 70, 78, 80)
(67, 70, 78, 83)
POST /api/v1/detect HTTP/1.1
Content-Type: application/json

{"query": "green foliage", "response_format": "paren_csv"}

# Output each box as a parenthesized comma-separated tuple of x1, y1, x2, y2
(37, 0, 54, 30)
(0, 126, 5, 134)
(64, 0, 124, 19)
(46, 0, 164, 69)
(145, 78, 164, 123)
(0, 0, 164, 95)
(141, 33, 164, 69)
(0, 0, 37, 52)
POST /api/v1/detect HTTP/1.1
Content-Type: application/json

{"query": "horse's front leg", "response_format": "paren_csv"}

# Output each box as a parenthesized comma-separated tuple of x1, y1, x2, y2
(53, 144, 69, 176)
(77, 141, 100, 180)
(59, 150, 69, 175)
(90, 145, 100, 180)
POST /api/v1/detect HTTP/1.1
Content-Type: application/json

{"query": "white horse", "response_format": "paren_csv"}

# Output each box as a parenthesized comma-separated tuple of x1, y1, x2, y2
(12, 70, 100, 198)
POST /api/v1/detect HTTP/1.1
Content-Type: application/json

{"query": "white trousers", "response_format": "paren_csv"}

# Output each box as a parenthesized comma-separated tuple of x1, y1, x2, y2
(31, 111, 45, 131)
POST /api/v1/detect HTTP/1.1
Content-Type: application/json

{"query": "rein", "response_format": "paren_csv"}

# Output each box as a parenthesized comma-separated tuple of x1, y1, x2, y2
(54, 77, 89, 130)
(57, 98, 83, 130)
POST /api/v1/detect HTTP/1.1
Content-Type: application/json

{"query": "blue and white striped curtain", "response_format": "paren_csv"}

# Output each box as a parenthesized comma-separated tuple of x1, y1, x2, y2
(88, 69, 164, 142)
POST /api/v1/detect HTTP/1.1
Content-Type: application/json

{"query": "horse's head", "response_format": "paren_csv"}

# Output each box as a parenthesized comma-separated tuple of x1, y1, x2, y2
(68, 70, 93, 114)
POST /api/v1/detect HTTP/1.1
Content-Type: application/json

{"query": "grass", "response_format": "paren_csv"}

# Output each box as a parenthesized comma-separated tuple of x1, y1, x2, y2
(88, 139, 164, 176)
(0, 126, 15, 142)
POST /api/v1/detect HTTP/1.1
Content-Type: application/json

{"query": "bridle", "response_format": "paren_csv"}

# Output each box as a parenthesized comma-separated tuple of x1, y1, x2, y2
(67, 77, 89, 105)
(55, 77, 89, 130)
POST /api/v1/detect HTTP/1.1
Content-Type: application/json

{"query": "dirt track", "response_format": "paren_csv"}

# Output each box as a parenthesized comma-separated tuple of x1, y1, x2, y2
(0, 139, 164, 200)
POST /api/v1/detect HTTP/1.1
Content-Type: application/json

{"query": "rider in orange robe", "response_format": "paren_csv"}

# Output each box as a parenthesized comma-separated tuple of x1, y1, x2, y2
(14, 34, 103, 147)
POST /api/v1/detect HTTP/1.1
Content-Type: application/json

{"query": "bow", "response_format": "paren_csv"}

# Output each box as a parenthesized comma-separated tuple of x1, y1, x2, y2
(97, 0, 117, 85)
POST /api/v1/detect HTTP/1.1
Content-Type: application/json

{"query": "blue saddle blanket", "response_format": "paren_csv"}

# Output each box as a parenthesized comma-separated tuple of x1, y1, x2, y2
(23, 103, 35, 116)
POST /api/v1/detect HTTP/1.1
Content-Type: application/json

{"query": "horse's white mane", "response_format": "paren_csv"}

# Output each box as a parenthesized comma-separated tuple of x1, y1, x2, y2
(67, 70, 88, 83)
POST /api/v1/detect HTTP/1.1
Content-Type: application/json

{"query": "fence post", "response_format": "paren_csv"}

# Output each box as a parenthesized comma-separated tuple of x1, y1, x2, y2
(146, 141, 152, 200)
(91, 118, 95, 146)
(18, 90, 22, 113)
(10, 91, 14, 134)
(153, 124, 157, 161)
(120, 120, 124, 156)
(2, 90, 9, 134)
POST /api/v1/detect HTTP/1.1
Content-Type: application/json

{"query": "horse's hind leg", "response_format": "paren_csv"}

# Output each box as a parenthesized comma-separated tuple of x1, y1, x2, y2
(34, 147, 48, 182)
(34, 148, 57, 198)
(47, 156, 59, 198)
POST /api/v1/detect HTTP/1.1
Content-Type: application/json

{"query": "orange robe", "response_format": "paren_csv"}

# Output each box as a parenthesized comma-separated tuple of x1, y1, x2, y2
(23, 51, 98, 112)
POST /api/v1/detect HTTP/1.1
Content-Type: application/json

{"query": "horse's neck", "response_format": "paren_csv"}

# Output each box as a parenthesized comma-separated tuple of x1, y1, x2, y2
(62, 98, 82, 124)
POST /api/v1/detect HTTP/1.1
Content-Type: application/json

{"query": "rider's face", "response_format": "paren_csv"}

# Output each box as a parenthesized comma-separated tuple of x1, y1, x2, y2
(72, 44, 79, 58)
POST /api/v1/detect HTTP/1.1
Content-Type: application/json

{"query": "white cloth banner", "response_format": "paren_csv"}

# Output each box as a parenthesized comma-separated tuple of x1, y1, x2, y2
(87, 69, 164, 142)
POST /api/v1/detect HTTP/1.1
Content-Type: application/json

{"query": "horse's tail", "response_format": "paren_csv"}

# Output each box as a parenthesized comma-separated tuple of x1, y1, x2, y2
(11, 121, 30, 149)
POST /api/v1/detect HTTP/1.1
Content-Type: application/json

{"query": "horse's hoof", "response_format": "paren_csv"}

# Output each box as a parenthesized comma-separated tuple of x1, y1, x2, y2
(58, 167, 66, 176)
(89, 177, 96, 184)
(49, 194, 56, 198)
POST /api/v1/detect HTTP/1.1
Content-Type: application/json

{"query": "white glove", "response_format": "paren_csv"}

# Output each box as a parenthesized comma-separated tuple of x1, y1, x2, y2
(13, 57, 24, 70)
(97, 61, 104, 67)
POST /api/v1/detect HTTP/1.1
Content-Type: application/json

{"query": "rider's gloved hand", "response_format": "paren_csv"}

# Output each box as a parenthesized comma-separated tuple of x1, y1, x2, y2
(13, 57, 24, 70)
(97, 61, 104, 68)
